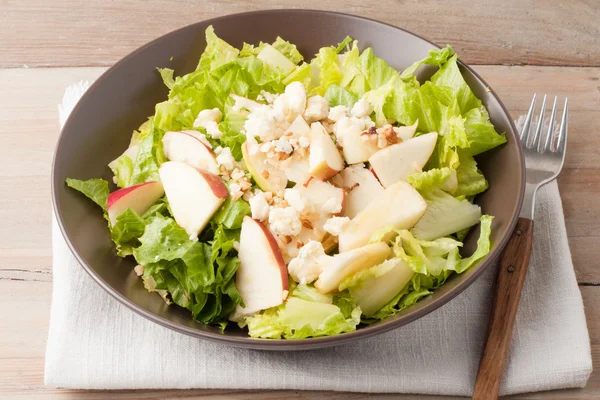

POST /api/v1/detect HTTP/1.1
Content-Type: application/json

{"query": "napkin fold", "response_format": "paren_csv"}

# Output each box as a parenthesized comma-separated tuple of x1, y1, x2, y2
(45, 83, 592, 396)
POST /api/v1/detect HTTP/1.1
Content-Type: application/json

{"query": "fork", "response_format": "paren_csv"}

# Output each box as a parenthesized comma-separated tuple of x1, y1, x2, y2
(472, 94, 568, 400)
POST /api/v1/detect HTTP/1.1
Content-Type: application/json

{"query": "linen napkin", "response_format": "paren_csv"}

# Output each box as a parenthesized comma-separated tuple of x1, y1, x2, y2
(45, 82, 592, 396)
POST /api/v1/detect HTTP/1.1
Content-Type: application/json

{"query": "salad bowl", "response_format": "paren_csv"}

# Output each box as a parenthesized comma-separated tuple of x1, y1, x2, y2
(52, 9, 524, 350)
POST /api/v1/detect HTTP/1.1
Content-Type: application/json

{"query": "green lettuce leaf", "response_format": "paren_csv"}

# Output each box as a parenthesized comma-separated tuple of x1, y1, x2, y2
(271, 37, 304, 64)
(158, 67, 175, 89)
(65, 178, 109, 210)
(324, 83, 358, 108)
(110, 208, 147, 257)
(462, 107, 507, 156)
(134, 214, 241, 323)
(411, 189, 482, 240)
(212, 198, 251, 230)
(110, 153, 134, 189)
(310, 45, 343, 95)
(245, 285, 361, 339)
(457, 215, 493, 273)
(455, 151, 489, 196)
(408, 167, 453, 192)
(400, 45, 455, 81)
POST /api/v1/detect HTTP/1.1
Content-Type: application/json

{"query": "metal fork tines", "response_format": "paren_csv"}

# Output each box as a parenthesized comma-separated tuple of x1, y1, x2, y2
(519, 94, 568, 219)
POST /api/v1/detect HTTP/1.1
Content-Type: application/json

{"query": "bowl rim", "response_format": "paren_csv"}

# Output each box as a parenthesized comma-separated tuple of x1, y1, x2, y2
(52, 8, 525, 350)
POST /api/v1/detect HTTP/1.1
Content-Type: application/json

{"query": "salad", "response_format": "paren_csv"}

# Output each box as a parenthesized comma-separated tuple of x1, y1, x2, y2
(66, 27, 506, 339)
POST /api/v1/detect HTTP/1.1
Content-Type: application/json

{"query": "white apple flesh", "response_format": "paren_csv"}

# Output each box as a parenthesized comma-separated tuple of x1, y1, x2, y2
(233, 216, 289, 319)
(257, 44, 296, 75)
(340, 124, 379, 165)
(309, 122, 344, 181)
(241, 142, 288, 192)
(351, 258, 415, 316)
(369, 132, 438, 188)
(394, 120, 418, 141)
(285, 115, 311, 136)
(282, 157, 311, 185)
(314, 242, 391, 294)
(162, 131, 219, 174)
(159, 161, 228, 238)
(107, 181, 164, 225)
(338, 180, 427, 252)
(295, 178, 345, 215)
(336, 165, 384, 218)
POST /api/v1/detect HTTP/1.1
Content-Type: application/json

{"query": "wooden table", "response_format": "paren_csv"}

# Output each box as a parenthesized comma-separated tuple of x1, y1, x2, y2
(1, 1, 598, 398)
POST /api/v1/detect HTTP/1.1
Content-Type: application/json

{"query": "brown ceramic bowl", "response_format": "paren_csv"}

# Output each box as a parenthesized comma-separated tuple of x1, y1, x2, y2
(52, 9, 524, 350)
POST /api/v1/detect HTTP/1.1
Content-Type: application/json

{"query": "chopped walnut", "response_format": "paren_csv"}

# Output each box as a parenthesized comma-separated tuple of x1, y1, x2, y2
(378, 125, 401, 145)
(231, 168, 245, 180)
(283, 235, 293, 244)
(302, 219, 314, 229)
(261, 170, 270, 179)
(296, 240, 304, 249)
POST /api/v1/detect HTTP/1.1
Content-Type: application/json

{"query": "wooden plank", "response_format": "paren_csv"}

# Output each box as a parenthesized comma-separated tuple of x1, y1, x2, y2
(0, 65, 598, 398)
(0, 0, 599, 68)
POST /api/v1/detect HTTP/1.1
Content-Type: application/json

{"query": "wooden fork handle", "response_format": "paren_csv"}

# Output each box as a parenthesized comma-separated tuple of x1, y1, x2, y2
(473, 217, 534, 400)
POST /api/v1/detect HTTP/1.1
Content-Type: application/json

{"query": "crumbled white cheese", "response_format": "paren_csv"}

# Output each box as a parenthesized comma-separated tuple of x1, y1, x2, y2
(322, 197, 343, 214)
(228, 182, 243, 200)
(328, 105, 349, 122)
(273, 81, 307, 124)
(260, 90, 277, 104)
(193, 108, 223, 139)
(272, 136, 294, 154)
(351, 99, 374, 118)
(288, 240, 329, 285)
(298, 136, 310, 148)
(195, 108, 222, 124)
(231, 94, 262, 112)
(244, 104, 285, 142)
(284, 188, 308, 213)
(268, 206, 302, 237)
(323, 216, 350, 236)
(216, 147, 235, 171)
(249, 191, 270, 221)
(333, 115, 375, 146)
(303, 95, 330, 122)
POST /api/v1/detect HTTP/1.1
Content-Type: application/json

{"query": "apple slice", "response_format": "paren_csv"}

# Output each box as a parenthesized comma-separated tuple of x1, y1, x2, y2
(314, 242, 391, 294)
(338, 180, 427, 252)
(282, 226, 327, 263)
(233, 216, 289, 319)
(309, 122, 344, 181)
(369, 132, 438, 188)
(257, 44, 296, 75)
(394, 120, 418, 141)
(159, 161, 228, 238)
(340, 124, 380, 165)
(241, 142, 287, 192)
(162, 131, 218, 174)
(282, 158, 311, 185)
(337, 165, 384, 218)
(350, 258, 415, 316)
(107, 181, 164, 225)
(285, 115, 311, 136)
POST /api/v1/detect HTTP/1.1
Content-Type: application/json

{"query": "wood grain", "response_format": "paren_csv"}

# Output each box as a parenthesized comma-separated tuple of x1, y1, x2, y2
(473, 218, 534, 399)
(1, 0, 600, 68)
(1, 63, 599, 398)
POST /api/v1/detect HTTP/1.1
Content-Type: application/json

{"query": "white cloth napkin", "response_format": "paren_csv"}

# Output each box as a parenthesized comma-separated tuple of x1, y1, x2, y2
(45, 83, 592, 396)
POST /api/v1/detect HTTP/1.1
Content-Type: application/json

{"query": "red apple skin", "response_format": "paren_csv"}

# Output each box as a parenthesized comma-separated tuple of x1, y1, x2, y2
(250, 217, 289, 292)
(107, 182, 159, 209)
(179, 131, 214, 154)
(197, 170, 229, 198)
